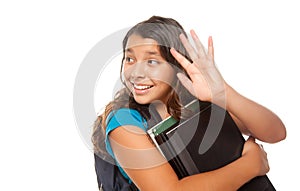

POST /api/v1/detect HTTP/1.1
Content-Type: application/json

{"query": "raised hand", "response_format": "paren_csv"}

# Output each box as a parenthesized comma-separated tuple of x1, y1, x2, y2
(170, 30, 226, 106)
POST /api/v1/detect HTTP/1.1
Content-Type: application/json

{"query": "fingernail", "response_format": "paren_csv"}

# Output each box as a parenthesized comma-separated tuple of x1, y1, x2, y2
(209, 36, 213, 46)
(191, 30, 198, 39)
(170, 47, 177, 54)
(179, 33, 184, 40)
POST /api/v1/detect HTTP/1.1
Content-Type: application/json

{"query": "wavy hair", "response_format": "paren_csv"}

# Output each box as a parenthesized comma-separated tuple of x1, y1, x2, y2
(92, 16, 194, 156)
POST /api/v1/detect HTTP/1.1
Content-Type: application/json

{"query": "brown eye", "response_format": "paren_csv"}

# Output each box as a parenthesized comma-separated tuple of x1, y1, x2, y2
(125, 57, 134, 63)
(147, 59, 159, 65)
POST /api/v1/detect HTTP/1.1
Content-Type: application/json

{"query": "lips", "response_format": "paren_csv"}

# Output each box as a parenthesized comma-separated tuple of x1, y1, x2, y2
(133, 84, 153, 90)
(131, 83, 154, 95)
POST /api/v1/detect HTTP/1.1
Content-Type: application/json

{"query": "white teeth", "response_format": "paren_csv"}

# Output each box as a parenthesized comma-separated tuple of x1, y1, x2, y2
(134, 84, 152, 90)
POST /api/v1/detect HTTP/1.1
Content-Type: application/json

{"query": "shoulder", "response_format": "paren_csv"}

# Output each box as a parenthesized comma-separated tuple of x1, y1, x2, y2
(106, 108, 147, 134)
(107, 108, 144, 121)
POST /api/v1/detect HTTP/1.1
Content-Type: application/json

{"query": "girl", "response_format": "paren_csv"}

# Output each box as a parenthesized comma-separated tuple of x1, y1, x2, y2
(92, 16, 286, 191)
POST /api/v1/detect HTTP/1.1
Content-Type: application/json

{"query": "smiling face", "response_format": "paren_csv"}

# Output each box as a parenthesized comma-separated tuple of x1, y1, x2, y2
(122, 34, 176, 105)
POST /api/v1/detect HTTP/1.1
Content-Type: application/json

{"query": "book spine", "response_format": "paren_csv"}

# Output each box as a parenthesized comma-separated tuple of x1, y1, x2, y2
(156, 132, 189, 179)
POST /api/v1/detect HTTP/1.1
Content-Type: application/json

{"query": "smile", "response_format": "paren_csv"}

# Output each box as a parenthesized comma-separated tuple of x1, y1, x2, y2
(133, 84, 154, 90)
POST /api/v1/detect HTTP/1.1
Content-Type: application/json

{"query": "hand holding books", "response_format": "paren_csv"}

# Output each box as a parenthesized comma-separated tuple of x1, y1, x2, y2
(147, 100, 275, 190)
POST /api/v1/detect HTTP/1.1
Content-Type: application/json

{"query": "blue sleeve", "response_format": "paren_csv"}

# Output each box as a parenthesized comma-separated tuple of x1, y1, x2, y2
(105, 108, 147, 158)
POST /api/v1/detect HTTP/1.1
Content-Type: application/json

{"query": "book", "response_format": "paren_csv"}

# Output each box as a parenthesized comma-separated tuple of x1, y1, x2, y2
(147, 99, 276, 190)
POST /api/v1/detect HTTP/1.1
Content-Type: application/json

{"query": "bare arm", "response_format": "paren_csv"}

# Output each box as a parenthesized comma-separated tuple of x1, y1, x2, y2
(109, 125, 268, 191)
(226, 84, 286, 143)
(170, 30, 286, 143)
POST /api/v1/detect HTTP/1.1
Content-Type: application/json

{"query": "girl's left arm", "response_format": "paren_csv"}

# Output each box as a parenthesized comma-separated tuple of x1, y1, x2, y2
(170, 30, 286, 144)
(225, 83, 286, 143)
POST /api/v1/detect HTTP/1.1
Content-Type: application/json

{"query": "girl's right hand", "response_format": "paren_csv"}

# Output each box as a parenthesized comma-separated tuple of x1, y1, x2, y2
(170, 31, 226, 105)
(242, 136, 270, 176)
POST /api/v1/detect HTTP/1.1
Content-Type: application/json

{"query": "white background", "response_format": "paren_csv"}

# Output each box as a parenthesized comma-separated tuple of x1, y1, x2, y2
(1, 0, 299, 190)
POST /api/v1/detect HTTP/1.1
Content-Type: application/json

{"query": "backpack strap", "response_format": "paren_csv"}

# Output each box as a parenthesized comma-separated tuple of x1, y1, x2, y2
(94, 153, 139, 191)
(94, 106, 162, 191)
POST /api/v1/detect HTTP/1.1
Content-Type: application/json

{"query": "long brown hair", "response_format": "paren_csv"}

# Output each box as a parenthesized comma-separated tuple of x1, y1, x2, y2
(92, 16, 194, 156)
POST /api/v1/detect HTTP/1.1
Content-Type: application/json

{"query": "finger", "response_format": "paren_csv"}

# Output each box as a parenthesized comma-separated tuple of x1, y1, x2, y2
(190, 29, 206, 58)
(260, 144, 268, 156)
(208, 36, 214, 59)
(170, 47, 192, 71)
(260, 144, 264, 149)
(177, 73, 196, 97)
(247, 136, 255, 142)
(179, 33, 198, 61)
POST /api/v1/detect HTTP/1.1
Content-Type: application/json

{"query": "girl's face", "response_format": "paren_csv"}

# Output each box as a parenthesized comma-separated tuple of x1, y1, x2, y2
(123, 34, 176, 105)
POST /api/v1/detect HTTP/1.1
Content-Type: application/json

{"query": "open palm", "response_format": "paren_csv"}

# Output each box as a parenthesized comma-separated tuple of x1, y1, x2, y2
(170, 30, 226, 105)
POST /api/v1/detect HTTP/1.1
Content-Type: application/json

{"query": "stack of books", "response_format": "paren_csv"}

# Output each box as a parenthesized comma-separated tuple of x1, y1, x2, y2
(147, 99, 275, 191)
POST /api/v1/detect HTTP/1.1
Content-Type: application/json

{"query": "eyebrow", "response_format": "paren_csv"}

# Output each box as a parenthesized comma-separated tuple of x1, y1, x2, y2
(125, 48, 160, 56)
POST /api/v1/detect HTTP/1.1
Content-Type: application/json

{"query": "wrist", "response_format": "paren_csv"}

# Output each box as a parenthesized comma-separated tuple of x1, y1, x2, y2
(223, 83, 240, 111)
(210, 82, 229, 109)
(239, 154, 260, 178)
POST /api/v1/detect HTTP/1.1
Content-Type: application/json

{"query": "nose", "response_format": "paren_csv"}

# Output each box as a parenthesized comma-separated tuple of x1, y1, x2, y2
(130, 62, 147, 80)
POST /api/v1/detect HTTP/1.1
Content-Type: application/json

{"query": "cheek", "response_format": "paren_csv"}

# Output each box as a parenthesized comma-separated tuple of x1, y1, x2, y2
(150, 68, 175, 86)
(121, 66, 132, 89)
(122, 65, 131, 80)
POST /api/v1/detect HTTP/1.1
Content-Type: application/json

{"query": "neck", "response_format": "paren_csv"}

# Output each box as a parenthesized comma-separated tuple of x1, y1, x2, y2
(152, 101, 170, 119)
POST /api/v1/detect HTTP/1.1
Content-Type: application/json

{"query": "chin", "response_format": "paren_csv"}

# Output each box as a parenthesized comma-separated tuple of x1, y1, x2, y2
(133, 96, 166, 106)
(132, 94, 155, 105)
(134, 97, 151, 105)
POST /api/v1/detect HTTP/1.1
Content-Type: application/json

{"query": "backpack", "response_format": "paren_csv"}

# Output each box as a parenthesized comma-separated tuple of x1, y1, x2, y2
(94, 153, 139, 191)
(94, 106, 161, 191)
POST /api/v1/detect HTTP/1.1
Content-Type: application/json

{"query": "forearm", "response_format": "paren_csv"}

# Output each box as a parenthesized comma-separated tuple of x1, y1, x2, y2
(224, 84, 286, 143)
(177, 156, 256, 191)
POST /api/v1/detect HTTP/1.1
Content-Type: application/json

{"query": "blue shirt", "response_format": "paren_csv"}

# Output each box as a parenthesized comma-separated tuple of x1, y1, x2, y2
(105, 108, 147, 182)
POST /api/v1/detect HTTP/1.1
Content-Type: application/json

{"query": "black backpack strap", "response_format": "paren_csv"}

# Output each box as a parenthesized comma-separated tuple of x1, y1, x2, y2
(94, 153, 139, 191)
(94, 154, 114, 190)
(94, 105, 162, 191)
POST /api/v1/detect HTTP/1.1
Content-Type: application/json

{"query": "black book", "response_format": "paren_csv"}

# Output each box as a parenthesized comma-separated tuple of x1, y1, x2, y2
(147, 99, 276, 190)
